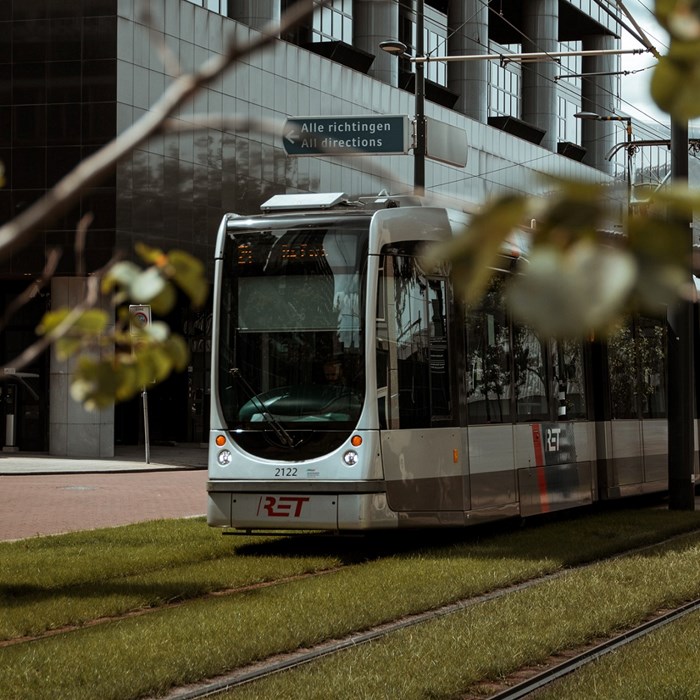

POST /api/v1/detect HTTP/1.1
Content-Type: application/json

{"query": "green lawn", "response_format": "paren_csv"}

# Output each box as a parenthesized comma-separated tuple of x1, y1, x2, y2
(1, 508, 699, 699)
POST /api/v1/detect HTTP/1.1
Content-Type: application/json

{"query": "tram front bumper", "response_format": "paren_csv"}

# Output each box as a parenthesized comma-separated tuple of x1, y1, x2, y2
(207, 481, 398, 531)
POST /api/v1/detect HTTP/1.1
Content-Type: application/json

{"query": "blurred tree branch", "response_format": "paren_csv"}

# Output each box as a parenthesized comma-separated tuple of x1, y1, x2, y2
(0, 0, 317, 262)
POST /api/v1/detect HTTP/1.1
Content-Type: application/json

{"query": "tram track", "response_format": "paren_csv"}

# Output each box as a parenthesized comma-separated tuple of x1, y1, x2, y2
(152, 530, 700, 700)
(477, 598, 700, 700)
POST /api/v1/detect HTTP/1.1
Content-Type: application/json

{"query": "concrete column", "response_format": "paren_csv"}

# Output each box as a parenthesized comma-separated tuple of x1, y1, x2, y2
(227, 0, 279, 32)
(581, 34, 617, 175)
(447, 0, 488, 122)
(521, 0, 558, 152)
(50, 277, 114, 458)
(354, 0, 399, 86)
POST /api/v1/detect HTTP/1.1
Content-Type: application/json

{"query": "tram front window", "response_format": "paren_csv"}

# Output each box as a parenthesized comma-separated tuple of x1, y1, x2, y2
(218, 224, 367, 436)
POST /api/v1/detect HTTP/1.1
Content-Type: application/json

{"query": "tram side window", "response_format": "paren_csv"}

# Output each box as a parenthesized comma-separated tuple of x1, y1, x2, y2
(464, 277, 588, 424)
(608, 315, 667, 419)
(392, 255, 431, 428)
(608, 319, 636, 418)
(513, 324, 549, 422)
(550, 339, 587, 420)
(465, 275, 512, 423)
(377, 250, 454, 429)
(639, 316, 666, 419)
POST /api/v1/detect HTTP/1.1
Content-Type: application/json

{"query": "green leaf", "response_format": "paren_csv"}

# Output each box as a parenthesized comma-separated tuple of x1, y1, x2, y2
(655, 0, 700, 40)
(135, 242, 166, 266)
(651, 52, 700, 122)
(132, 351, 155, 388)
(426, 194, 528, 305)
(55, 337, 82, 361)
(164, 334, 190, 371)
(102, 261, 140, 295)
(144, 320, 170, 342)
(114, 363, 140, 402)
(36, 309, 71, 336)
(148, 281, 177, 316)
(70, 357, 119, 411)
(506, 241, 637, 337)
(73, 309, 109, 335)
(130, 267, 167, 303)
(36, 308, 108, 338)
(628, 214, 692, 309)
(146, 346, 174, 382)
(168, 250, 209, 308)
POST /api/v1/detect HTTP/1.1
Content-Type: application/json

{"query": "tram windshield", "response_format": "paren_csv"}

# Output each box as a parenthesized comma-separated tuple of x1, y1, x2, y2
(218, 221, 368, 434)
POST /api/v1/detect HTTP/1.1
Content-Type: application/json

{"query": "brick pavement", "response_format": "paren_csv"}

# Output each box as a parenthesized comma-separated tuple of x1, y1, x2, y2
(0, 468, 209, 541)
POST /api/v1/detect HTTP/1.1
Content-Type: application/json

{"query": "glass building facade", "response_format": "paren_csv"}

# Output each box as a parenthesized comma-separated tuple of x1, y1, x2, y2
(1, 0, 635, 454)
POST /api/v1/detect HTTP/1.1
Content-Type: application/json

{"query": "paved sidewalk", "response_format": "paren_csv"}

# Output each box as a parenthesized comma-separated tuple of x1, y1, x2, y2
(0, 443, 208, 474)
(0, 444, 211, 541)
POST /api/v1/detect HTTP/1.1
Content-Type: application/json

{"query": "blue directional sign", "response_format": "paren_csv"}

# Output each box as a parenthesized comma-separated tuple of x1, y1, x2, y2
(283, 115, 410, 156)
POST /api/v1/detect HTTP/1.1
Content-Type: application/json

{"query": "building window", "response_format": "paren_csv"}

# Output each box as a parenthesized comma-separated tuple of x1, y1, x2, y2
(185, 0, 228, 13)
(399, 3, 447, 87)
(556, 41, 582, 143)
(282, 0, 352, 45)
(487, 42, 520, 118)
(311, 0, 353, 43)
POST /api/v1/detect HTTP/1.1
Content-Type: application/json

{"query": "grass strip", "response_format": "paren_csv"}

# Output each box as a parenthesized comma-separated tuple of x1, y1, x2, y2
(536, 610, 700, 699)
(0, 519, 347, 640)
(223, 533, 700, 700)
(0, 509, 699, 699)
(1, 518, 238, 589)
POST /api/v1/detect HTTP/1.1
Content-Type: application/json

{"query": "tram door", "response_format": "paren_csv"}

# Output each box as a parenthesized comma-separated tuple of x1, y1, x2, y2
(376, 247, 466, 521)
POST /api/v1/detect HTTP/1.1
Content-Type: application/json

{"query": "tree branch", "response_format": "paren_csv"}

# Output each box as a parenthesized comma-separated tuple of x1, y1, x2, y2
(0, 0, 316, 261)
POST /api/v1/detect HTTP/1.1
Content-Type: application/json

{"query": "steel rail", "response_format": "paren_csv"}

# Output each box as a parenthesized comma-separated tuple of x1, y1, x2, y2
(486, 598, 700, 700)
(160, 571, 571, 700)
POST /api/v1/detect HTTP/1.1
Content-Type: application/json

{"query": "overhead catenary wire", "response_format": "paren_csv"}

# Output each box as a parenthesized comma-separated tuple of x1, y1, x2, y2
(372, 0, 674, 196)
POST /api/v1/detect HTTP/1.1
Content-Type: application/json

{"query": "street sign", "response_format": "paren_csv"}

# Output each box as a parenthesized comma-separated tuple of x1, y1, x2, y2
(129, 304, 151, 334)
(283, 115, 410, 156)
(426, 117, 468, 168)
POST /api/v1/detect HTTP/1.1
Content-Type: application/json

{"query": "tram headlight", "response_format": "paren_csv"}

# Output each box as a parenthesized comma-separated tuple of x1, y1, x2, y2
(217, 449, 233, 466)
(343, 450, 359, 467)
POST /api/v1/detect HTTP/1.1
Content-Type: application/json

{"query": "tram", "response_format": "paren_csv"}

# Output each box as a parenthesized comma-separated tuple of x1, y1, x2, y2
(207, 192, 697, 533)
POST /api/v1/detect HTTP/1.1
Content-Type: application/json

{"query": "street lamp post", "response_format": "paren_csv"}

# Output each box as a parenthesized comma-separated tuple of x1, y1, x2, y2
(380, 0, 425, 193)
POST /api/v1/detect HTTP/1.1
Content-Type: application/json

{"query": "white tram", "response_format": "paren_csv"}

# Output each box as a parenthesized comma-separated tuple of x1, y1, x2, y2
(207, 192, 698, 533)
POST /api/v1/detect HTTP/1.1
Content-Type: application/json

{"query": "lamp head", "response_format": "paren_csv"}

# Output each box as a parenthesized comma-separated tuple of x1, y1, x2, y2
(379, 40, 408, 57)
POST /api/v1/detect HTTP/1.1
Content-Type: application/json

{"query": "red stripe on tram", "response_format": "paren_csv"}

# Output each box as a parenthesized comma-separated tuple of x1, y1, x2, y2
(531, 424, 550, 513)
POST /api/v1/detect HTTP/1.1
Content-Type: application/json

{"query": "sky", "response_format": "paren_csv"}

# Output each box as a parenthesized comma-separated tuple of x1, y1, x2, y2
(617, 0, 671, 128)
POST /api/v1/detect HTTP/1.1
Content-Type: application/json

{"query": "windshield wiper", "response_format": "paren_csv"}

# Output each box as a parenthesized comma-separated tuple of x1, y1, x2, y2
(229, 368, 296, 448)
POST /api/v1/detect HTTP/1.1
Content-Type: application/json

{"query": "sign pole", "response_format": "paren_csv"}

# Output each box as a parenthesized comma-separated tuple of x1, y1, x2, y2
(414, 0, 425, 192)
(142, 388, 150, 464)
(129, 304, 152, 465)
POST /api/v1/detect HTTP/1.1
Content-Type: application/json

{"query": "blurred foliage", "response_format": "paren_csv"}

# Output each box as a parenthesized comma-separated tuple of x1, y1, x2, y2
(426, 180, 698, 338)
(430, 0, 700, 338)
(37, 245, 208, 410)
(652, 0, 700, 121)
